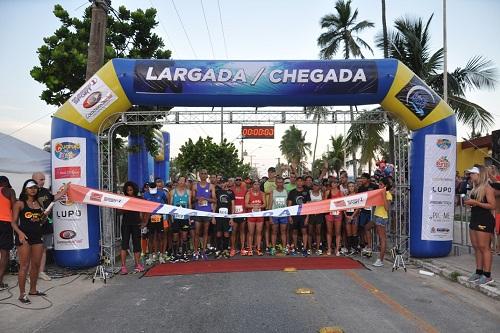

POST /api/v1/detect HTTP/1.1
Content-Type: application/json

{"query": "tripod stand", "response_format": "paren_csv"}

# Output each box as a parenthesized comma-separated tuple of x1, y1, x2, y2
(391, 247, 407, 272)
(92, 256, 111, 283)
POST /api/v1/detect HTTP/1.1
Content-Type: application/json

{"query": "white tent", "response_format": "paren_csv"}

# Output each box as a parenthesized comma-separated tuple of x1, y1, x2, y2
(0, 132, 51, 195)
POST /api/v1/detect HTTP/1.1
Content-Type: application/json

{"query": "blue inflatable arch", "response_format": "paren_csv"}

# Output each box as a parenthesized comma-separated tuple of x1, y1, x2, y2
(51, 59, 456, 267)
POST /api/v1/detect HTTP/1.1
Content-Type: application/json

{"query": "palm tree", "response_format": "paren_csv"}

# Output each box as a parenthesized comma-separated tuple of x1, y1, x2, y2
(346, 110, 386, 174)
(304, 106, 330, 169)
(317, 0, 375, 60)
(279, 125, 312, 174)
(376, 15, 497, 135)
(324, 135, 346, 177)
(317, 0, 374, 177)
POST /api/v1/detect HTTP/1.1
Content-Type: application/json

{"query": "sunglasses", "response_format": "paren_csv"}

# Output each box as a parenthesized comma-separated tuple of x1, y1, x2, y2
(235, 179, 242, 181)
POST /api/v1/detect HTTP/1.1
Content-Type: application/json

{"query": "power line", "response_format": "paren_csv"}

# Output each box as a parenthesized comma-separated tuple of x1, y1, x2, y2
(149, 0, 178, 56)
(0, 111, 53, 143)
(217, 0, 229, 59)
(170, 0, 198, 58)
(200, 0, 215, 58)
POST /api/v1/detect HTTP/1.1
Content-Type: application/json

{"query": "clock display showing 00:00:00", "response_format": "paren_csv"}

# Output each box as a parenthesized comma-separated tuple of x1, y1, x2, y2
(242, 127, 274, 138)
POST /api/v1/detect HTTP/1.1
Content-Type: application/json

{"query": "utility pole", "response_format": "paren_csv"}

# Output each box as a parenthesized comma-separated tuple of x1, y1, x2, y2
(443, 0, 448, 103)
(86, 0, 109, 80)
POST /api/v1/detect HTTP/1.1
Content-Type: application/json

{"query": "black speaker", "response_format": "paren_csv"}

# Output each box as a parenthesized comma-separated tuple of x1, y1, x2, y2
(492, 129, 500, 169)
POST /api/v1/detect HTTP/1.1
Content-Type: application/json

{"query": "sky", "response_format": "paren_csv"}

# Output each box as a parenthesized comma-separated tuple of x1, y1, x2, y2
(0, 0, 499, 177)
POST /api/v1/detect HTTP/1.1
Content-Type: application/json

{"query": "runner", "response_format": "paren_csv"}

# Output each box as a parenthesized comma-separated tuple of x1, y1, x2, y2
(285, 173, 297, 192)
(0, 176, 15, 291)
(269, 176, 288, 255)
(244, 180, 266, 256)
(263, 167, 278, 254)
(344, 182, 360, 255)
(169, 176, 191, 262)
(143, 182, 167, 264)
(287, 176, 311, 256)
(230, 176, 247, 257)
(308, 179, 324, 255)
(339, 171, 349, 195)
(214, 178, 234, 259)
(372, 178, 392, 267)
(119, 181, 145, 274)
(358, 173, 379, 257)
(192, 169, 216, 260)
(10, 180, 54, 304)
(324, 179, 343, 256)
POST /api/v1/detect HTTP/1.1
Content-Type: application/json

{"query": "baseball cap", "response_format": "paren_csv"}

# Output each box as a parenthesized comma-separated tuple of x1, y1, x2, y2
(313, 179, 321, 186)
(148, 182, 157, 194)
(466, 167, 480, 174)
(25, 180, 38, 189)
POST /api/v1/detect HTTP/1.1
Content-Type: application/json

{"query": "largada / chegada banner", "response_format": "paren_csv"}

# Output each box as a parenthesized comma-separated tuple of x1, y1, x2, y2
(67, 184, 386, 218)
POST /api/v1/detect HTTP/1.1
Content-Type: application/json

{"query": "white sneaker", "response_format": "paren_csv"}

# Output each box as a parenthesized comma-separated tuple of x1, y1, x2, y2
(39, 272, 52, 281)
(372, 259, 384, 267)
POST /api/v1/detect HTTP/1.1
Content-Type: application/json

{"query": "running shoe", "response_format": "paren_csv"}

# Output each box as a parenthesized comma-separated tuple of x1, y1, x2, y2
(315, 249, 322, 256)
(39, 272, 52, 281)
(257, 249, 263, 256)
(265, 247, 271, 255)
(223, 250, 230, 259)
(372, 259, 384, 267)
(201, 251, 208, 261)
(326, 250, 332, 256)
(120, 266, 128, 275)
(248, 249, 254, 256)
(477, 275, 494, 285)
(229, 249, 236, 257)
(307, 249, 312, 256)
(466, 273, 481, 283)
(340, 247, 349, 255)
(240, 248, 248, 256)
(159, 255, 166, 264)
(134, 264, 145, 273)
(215, 251, 222, 259)
(0, 282, 9, 291)
(270, 247, 276, 256)
(192, 252, 200, 261)
(302, 249, 308, 257)
(290, 248, 296, 256)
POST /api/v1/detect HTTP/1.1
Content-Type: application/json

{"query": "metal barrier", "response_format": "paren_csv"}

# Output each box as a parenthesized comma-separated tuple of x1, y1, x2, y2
(452, 194, 472, 255)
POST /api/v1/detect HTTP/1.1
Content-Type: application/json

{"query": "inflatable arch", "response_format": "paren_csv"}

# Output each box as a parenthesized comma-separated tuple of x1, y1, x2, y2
(51, 59, 456, 267)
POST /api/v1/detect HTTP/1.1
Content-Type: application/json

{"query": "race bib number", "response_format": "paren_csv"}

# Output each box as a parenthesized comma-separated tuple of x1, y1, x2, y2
(219, 208, 229, 215)
(274, 197, 286, 208)
(252, 207, 261, 212)
(346, 209, 355, 213)
(234, 205, 243, 213)
(151, 214, 162, 223)
(174, 213, 185, 220)
(330, 210, 340, 216)
(200, 199, 208, 207)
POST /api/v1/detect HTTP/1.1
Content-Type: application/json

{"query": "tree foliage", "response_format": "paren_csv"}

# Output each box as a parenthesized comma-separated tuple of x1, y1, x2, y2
(30, 4, 172, 154)
(279, 125, 311, 174)
(175, 137, 251, 178)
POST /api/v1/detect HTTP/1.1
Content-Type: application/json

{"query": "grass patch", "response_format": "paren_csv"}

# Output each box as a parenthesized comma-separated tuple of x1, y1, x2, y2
(449, 271, 461, 282)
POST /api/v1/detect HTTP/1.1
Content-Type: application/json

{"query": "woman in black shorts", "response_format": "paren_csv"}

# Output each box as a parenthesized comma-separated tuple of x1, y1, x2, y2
(11, 179, 48, 304)
(463, 166, 496, 285)
(120, 181, 145, 274)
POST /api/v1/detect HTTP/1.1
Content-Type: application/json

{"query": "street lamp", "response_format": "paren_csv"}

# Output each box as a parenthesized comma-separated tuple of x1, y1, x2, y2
(244, 146, 262, 163)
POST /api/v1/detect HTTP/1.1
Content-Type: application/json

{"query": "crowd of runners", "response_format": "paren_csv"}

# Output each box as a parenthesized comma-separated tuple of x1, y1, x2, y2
(119, 165, 395, 274)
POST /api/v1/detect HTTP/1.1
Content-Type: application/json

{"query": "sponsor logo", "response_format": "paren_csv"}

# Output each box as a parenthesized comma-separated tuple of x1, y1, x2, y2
(431, 227, 436, 233)
(436, 138, 451, 150)
(24, 212, 33, 219)
(69, 75, 117, 123)
(90, 192, 102, 202)
(59, 230, 77, 240)
(432, 177, 453, 182)
(432, 186, 453, 193)
(82, 91, 102, 108)
(55, 166, 81, 179)
(436, 228, 450, 233)
(395, 76, 439, 120)
(56, 209, 82, 219)
(103, 196, 124, 204)
(436, 156, 450, 171)
(54, 142, 81, 160)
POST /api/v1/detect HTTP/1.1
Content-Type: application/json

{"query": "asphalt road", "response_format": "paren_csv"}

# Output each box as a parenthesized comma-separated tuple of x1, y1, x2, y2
(27, 258, 499, 333)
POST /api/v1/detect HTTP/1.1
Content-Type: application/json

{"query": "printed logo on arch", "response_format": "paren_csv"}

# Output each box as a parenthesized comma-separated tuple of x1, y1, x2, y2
(395, 76, 440, 120)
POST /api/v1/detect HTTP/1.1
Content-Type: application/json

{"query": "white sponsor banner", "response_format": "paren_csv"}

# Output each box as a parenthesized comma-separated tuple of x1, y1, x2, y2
(69, 74, 117, 123)
(84, 190, 130, 208)
(52, 137, 89, 250)
(421, 135, 456, 241)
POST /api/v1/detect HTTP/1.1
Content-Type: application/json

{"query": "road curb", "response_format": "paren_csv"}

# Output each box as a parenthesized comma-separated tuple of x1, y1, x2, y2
(410, 258, 500, 300)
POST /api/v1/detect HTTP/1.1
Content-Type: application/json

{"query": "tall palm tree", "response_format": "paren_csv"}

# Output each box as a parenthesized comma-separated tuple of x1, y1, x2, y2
(317, 0, 374, 177)
(376, 15, 497, 135)
(324, 135, 346, 177)
(279, 125, 312, 174)
(317, 0, 375, 60)
(346, 110, 386, 174)
(304, 106, 330, 169)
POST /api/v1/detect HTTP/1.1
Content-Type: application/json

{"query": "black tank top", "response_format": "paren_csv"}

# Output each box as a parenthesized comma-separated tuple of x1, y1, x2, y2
(470, 193, 494, 224)
(19, 203, 44, 235)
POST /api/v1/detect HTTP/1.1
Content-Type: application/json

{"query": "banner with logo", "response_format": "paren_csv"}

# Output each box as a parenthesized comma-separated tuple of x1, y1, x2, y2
(67, 184, 385, 218)
(421, 135, 456, 241)
(52, 138, 89, 250)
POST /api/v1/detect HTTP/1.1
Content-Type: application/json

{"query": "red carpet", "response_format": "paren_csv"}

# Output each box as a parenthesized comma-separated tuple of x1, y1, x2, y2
(144, 256, 363, 277)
